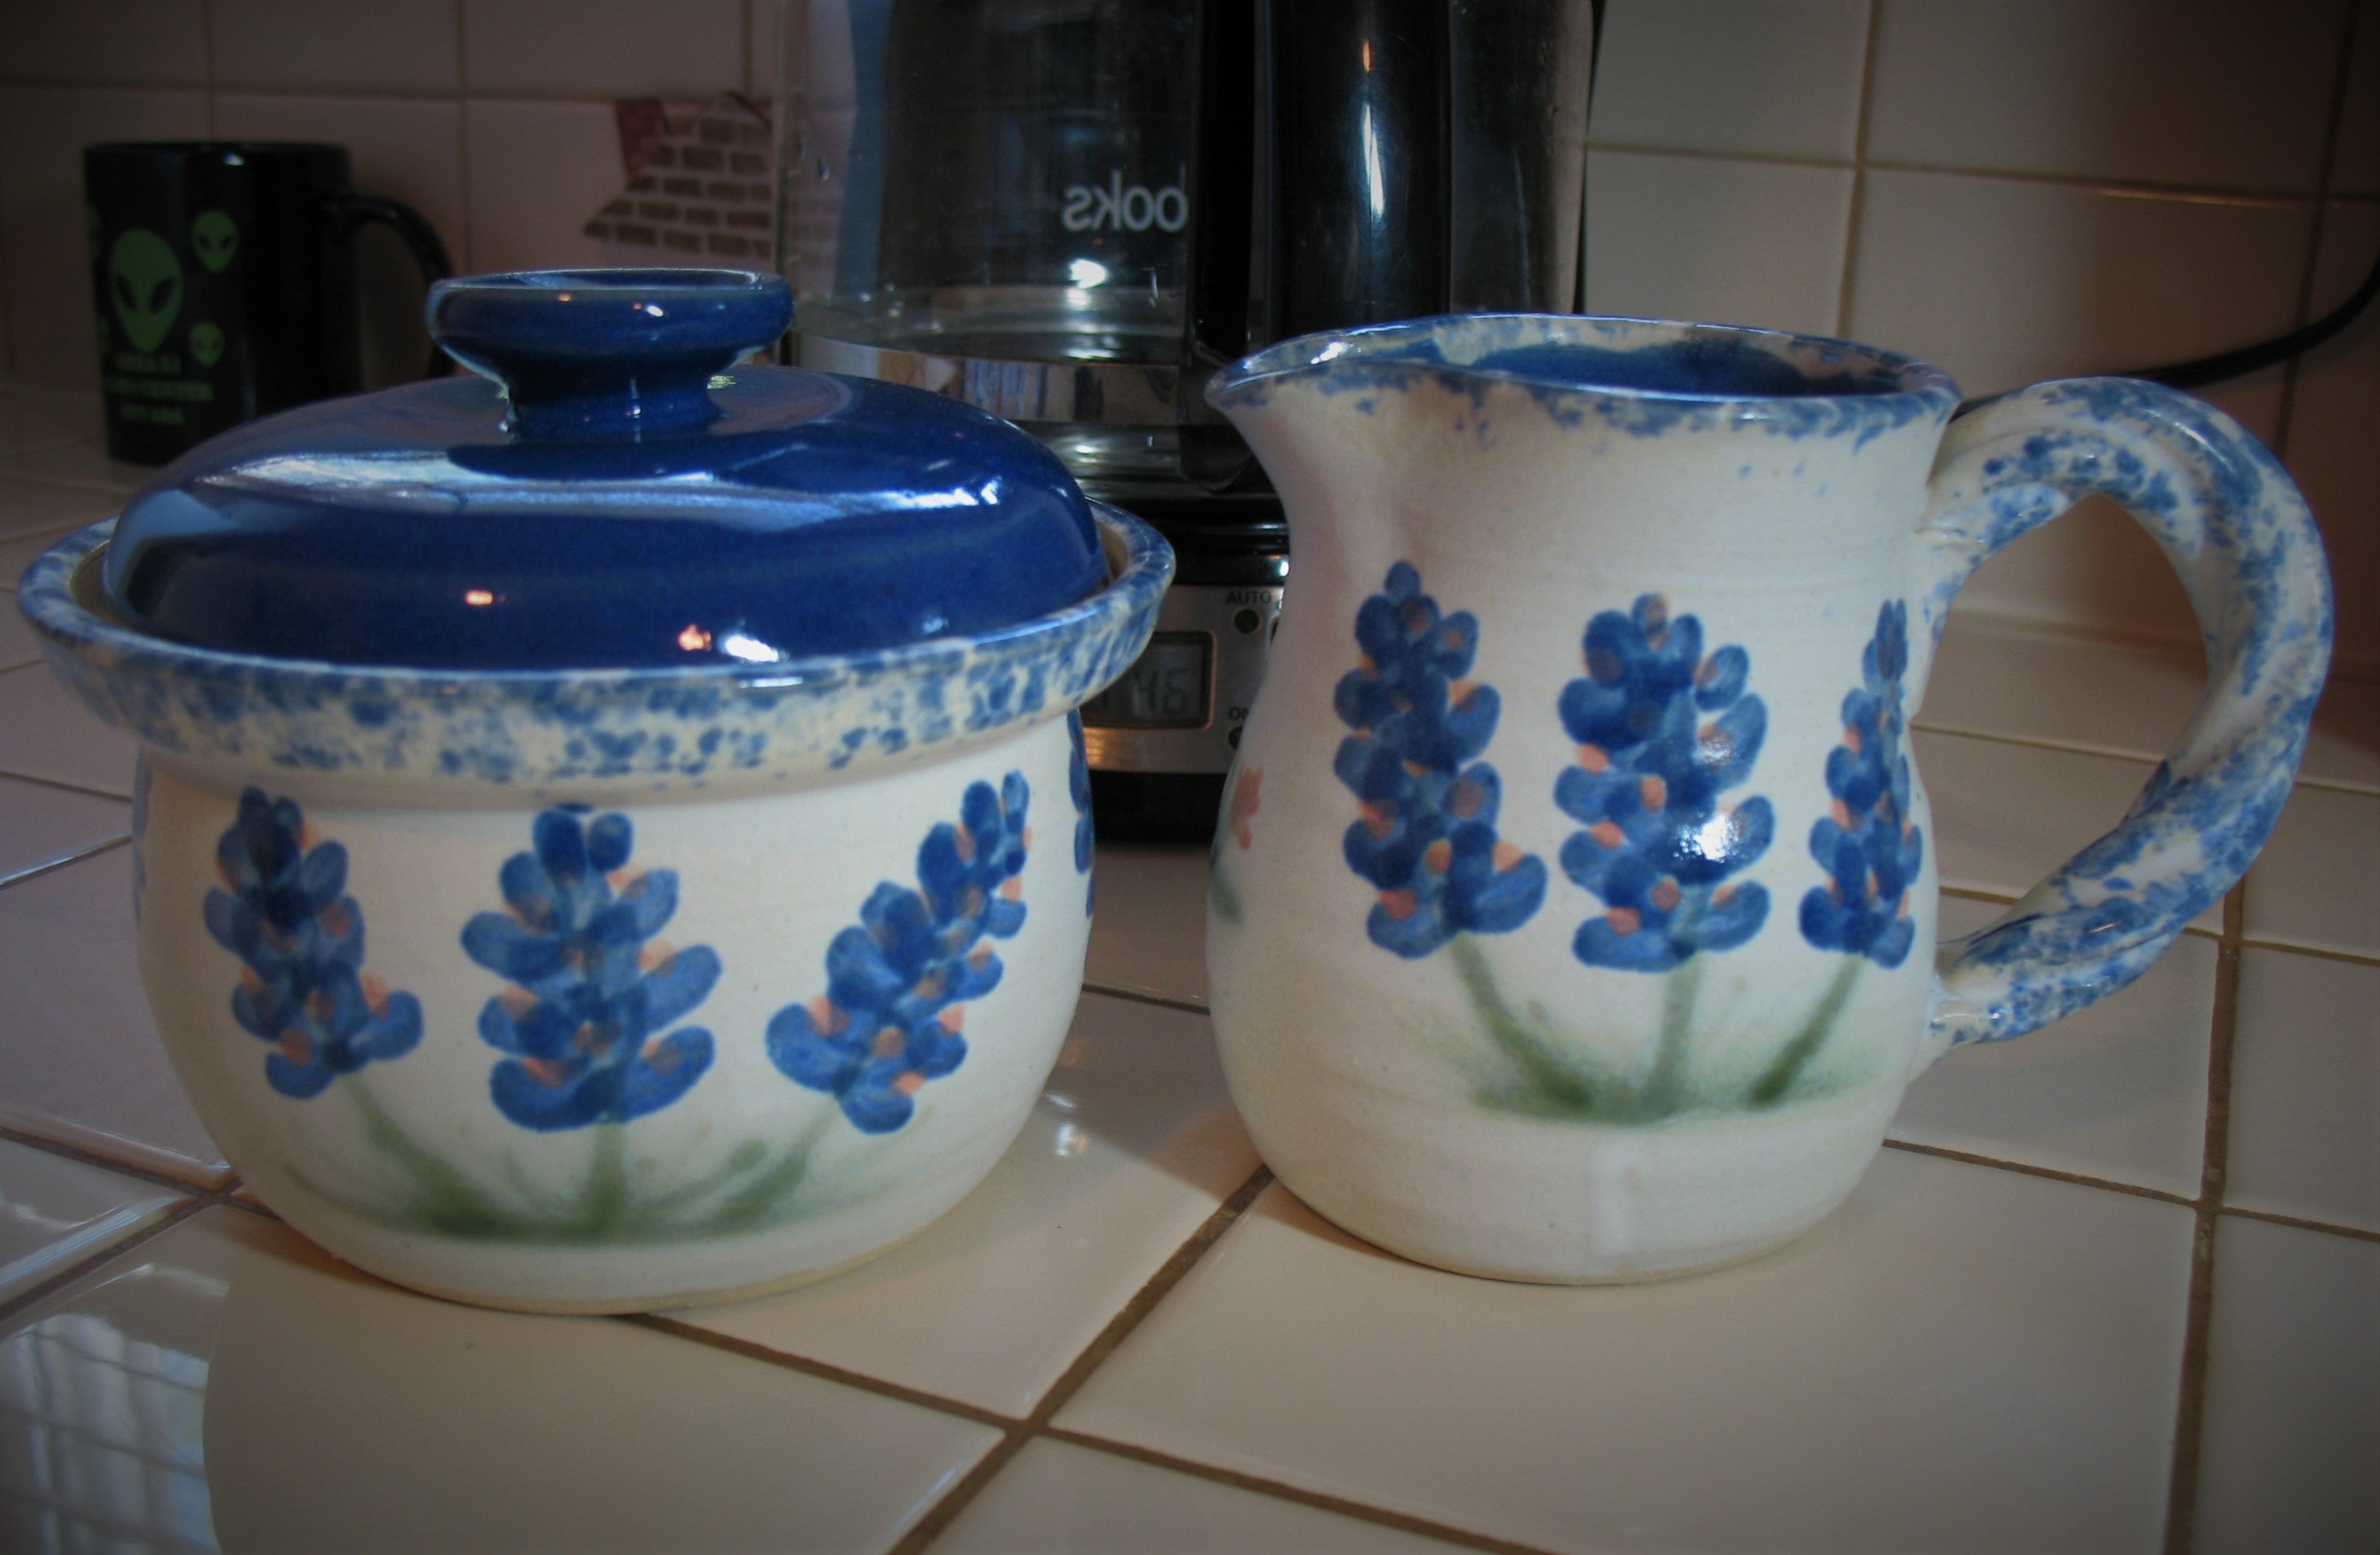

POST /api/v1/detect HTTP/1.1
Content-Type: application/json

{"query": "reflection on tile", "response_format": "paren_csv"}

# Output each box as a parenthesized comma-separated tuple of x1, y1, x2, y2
(0, 1207, 1004, 1554)
(0, 849, 225, 1185)
(1583, 151, 1854, 338)
(0, 664, 138, 798)
(1913, 728, 2221, 931)
(2244, 785, 2379, 956)
(2194, 1216, 2380, 1554)
(1865, 0, 2342, 192)
(1060, 1158, 2192, 1554)
(1085, 844, 1209, 1006)
(461, 99, 636, 275)
(0, 89, 210, 399)
(679, 995, 1258, 1416)
(2227, 949, 2379, 1233)
(1586, 0, 1869, 161)
(0, 479, 118, 544)
(1848, 169, 2312, 400)
(941, 1438, 1463, 1555)
(1894, 897, 2214, 1198)
(208, 0, 461, 93)
(0, 774, 129, 886)
(462, 0, 747, 98)
(0, 1139, 185, 1302)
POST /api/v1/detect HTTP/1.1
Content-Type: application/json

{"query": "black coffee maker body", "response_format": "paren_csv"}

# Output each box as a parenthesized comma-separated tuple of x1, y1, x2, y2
(776, 0, 1598, 836)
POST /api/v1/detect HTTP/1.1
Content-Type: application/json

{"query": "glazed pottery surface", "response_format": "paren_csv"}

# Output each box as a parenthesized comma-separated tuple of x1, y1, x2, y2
(1204, 314, 2330, 1284)
(16, 270, 1173, 1312)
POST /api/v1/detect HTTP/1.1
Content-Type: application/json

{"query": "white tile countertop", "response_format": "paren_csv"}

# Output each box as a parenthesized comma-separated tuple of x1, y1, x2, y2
(1, 388, 2374, 1554)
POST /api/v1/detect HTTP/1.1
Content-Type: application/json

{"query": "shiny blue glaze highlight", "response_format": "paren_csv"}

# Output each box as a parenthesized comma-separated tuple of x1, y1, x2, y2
(101, 269, 1108, 671)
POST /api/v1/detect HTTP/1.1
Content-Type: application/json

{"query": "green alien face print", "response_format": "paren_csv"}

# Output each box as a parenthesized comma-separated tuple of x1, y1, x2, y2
(109, 229, 184, 354)
(188, 320, 226, 367)
(191, 209, 239, 273)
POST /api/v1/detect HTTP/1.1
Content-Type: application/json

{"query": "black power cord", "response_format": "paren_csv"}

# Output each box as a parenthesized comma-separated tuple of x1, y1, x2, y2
(1961, 240, 2380, 413)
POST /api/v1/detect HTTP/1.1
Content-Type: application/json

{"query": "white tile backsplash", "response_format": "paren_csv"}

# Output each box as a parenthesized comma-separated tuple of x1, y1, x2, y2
(462, 0, 747, 100)
(1583, 149, 1854, 336)
(208, 0, 463, 95)
(461, 98, 637, 274)
(1846, 169, 2315, 398)
(2282, 203, 2380, 676)
(1865, 0, 2347, 193)
(1587, 0, 1871, 162)
(0, 0, 209, 88)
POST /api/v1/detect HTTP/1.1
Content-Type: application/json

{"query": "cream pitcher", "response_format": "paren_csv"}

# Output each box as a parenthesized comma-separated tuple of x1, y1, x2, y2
(1201, 314, 2330, 1284)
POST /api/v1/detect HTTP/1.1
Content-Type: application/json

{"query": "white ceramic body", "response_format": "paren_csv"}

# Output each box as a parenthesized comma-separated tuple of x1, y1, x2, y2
(138, 731, 1083, 1311)
(22, 508, 1168, 1312)
(1206, 316, 2330, 1283)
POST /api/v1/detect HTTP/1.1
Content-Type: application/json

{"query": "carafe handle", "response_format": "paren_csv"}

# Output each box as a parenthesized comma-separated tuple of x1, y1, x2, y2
(1911, 379, 2330, 1060)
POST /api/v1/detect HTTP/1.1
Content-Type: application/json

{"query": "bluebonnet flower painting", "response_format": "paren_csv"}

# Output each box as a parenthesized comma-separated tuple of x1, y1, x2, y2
(767, 773, 1029, 1134)
(461, 807, 720, 1131)
(1556, 594, 1773, 972)
(205, 787, 422, 1099)
(1800, 600, 1924, 969)
(1068, 711, 1094, 914)
(1334, 562, 1546, 958)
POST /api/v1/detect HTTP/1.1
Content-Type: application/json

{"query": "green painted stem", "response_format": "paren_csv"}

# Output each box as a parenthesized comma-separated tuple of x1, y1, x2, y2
(345, 1079, 517, 1235)
(1641, 956, 1705, 1119)
(579, 1123, 628, 1234)
(704, 1108, 835, 1233)
(1748, 958, 1864, 1108)
(1450, 935, 1597, 1111)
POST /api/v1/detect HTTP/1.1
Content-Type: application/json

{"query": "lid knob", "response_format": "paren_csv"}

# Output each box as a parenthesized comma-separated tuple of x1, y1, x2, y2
(427, 268, 792, 441)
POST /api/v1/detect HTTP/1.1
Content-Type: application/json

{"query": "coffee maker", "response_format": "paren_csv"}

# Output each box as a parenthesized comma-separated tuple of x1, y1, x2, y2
(775, 0, 1598, 836)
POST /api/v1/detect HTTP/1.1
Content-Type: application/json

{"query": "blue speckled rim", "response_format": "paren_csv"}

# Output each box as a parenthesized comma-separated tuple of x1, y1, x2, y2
(1209, 314, 1962, 423)
(15, 502, 1173, 790)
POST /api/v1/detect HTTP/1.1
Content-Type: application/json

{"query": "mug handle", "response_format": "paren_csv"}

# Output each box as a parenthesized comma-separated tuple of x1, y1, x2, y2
(325, 192, 458, 379)
(1911, 378, 2331, 1060)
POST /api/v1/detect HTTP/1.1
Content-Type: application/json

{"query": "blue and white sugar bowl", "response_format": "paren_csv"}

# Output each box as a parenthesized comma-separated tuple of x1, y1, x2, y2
(16, 268, 1173, 1312)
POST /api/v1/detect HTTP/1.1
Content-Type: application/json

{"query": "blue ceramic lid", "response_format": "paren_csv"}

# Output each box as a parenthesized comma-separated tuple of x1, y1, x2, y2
(100, 269, 1108, 671)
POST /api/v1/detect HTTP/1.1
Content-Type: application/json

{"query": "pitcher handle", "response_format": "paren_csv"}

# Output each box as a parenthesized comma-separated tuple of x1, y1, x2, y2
(1911, 379, 2330, 1060)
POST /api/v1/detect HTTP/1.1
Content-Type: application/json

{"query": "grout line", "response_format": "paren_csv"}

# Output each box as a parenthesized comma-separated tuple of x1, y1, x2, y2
(2218, 1205, 2380, 1246)
(1831, 0, 1884, 336)
(1879, 1138, 2197, 1208)
(884, 1166, 1274, 1555)
(0, 1197, 209, 1328)
(2235, 936, 2380, 968)
(1041, 1428, 1570, 1555)
(1079, 982, 1209, 1017)
(2160, 881, 2247, 1555)
(0, 1122, 223, 1200)
(0, 764, 134, 806)
(0, 834, 131, 892)
(623, 1314, 1017, 1431)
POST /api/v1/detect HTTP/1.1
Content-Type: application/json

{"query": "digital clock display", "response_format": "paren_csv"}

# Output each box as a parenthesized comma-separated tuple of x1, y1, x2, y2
(1080, 631, 1212, 729)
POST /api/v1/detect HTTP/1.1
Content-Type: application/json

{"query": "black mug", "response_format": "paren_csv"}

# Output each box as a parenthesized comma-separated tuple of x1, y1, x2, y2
(83, 142, 454, 465)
